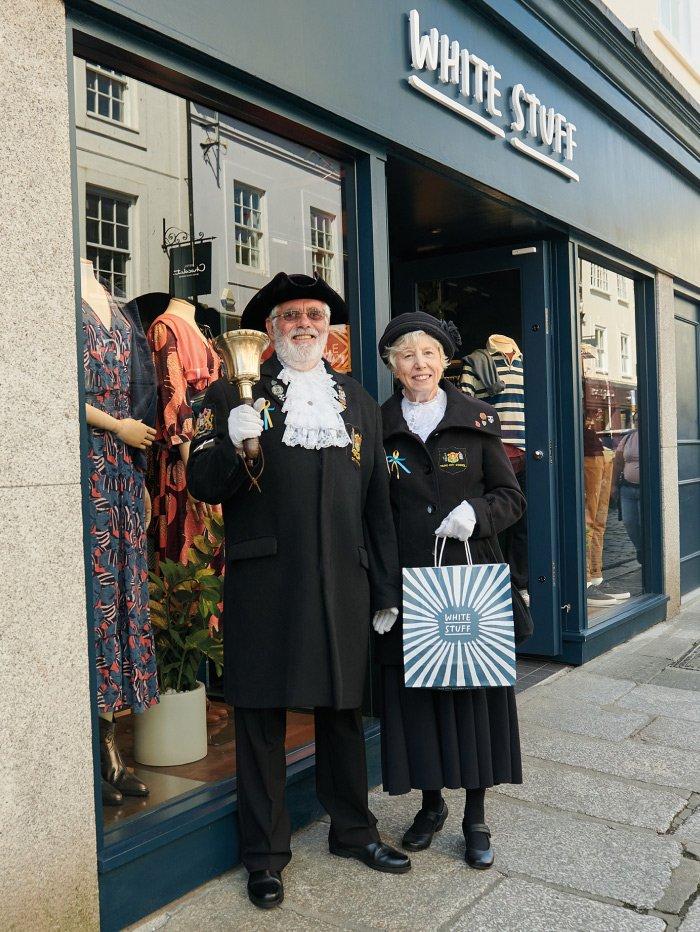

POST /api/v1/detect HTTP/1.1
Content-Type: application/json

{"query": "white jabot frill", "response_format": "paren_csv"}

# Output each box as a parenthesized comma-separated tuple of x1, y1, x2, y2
(401, 387, 447, 443)
(279, 362, 351, 449)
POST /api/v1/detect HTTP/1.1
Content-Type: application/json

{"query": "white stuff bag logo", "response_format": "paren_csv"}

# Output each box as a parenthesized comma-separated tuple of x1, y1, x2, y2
(402, 558, 516, 688)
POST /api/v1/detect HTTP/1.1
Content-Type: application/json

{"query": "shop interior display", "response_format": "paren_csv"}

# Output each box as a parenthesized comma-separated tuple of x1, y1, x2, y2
(81, 257, 159, 807)
(461, 333, 529, 605)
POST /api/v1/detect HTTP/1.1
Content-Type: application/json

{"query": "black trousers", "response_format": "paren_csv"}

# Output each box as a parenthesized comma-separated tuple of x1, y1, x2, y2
(234, 706, 379, 872)
(499, 469, 529, 590)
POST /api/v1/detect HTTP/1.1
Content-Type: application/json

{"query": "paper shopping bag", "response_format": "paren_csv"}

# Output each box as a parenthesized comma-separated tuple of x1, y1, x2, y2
(402, 541, 516, 689)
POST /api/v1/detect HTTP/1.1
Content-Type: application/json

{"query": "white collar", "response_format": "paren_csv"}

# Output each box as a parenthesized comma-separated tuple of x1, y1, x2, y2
(401, 387, 447, 443)
(278, 362, 350, 450)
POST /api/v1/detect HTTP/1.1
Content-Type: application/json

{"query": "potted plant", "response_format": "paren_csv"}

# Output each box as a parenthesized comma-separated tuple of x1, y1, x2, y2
(134, 516, 224, 766)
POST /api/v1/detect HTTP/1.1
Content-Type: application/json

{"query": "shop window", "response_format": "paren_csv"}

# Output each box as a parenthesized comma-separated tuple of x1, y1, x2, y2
(85, 189, 131, 298)
(579, 261, 646, 627)
(86, 62, 128, 123)
(233, 182, 264, 270)
(75, 56, 355, 850)
(590, 264, 609, 294)
(309, 207, 336, 285)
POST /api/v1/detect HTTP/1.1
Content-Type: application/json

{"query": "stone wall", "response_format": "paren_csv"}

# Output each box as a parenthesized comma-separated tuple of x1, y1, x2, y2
(0, 1, 99, 927)
(656, 272, 681, 618)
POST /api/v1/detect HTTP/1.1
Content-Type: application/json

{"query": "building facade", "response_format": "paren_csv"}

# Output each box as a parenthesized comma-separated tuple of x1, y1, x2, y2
(1, 0, 698, 927)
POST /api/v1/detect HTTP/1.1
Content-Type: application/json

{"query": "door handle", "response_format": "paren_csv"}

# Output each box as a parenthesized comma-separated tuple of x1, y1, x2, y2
(532, 449, 545, 460)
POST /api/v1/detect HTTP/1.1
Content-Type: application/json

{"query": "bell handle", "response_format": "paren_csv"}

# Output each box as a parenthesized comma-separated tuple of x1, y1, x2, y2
(242, 397, 260, 464)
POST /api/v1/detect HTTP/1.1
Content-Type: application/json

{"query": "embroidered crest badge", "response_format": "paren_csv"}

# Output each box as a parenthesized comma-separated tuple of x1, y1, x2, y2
(438, 449, 467, 470)
(350, 428, 363, 467)
(195, 407, 215, 436)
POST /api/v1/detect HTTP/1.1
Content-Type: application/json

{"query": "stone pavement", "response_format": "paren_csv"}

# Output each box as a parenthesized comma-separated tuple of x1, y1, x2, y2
(132, 602, 700, 932)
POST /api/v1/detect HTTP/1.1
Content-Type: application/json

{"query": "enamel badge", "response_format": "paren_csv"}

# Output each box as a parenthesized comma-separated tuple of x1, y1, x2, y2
(349, 427, 363, 467)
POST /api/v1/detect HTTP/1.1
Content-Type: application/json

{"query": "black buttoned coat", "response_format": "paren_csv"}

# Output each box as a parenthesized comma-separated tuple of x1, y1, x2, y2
(377, 380, 532, 666)
(187, 355, 401, 709)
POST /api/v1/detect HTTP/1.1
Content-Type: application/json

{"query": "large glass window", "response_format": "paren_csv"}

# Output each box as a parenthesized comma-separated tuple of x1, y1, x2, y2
(74, 56, 354, 839)
(579, 259, 646, 626)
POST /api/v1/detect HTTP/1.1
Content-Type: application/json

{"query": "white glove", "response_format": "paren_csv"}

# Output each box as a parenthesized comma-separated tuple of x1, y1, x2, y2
(228, 402, 264, 448)
(372, 607, 399, 635)
(434, 500, 477, 542)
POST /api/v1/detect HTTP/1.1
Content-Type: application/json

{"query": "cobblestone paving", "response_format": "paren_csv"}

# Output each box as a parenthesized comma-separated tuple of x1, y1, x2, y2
(132, 602, 700, 932)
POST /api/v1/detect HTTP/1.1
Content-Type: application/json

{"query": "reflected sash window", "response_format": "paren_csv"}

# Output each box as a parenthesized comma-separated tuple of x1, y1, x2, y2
(85, 189, 131, 298)
(86, 62, 128, 124)
(234, 183, 264, 270)
(309, 208, 336, 285)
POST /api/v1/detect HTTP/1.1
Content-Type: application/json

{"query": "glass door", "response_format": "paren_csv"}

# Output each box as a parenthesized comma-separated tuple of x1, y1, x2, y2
(392, 243, 560, 656)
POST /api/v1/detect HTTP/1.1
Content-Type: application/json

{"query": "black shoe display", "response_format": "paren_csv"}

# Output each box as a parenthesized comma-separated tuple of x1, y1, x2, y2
(99, 717, 150, 797)
(329, 837, 411, 873)
(101, 776, 123, 807)
(463, 821, 494, 869)
(402, 800, 448, 851)
(247, 870, 284, 909)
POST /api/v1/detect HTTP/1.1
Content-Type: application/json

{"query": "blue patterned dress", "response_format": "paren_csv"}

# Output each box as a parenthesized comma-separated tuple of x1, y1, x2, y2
(83, 298, 159, 713)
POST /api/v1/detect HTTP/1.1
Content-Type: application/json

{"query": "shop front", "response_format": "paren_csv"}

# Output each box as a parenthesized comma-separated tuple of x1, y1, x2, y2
(18, 0, 697, 926)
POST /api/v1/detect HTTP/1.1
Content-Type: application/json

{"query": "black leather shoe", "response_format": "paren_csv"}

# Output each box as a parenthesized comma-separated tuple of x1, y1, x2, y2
(402, 800, 448, 851)
(101, 777, 123, 807)
(329, 837, 411, 873)
(247, 870, 283, 909)
(463, 821, 494, 869)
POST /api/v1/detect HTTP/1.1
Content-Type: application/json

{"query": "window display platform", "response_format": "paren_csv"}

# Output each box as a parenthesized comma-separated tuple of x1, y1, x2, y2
(104, 708, 315, 828)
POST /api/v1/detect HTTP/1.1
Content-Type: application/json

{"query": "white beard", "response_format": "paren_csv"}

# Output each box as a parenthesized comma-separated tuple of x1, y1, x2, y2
(273, 323, 327, 371)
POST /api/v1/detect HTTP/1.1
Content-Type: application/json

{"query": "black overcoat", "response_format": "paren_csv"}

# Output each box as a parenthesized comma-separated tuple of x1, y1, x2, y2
(187, 355, 401, 709)
(376, 380, 532, 666)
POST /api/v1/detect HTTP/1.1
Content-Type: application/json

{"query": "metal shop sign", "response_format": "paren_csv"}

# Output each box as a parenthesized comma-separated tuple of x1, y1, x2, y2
(407, 9, 580, 182)
(169, 242, 213, 299)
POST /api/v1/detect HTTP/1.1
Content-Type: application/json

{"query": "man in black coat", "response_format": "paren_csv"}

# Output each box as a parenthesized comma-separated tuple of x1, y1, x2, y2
(187, 272, 410, 908)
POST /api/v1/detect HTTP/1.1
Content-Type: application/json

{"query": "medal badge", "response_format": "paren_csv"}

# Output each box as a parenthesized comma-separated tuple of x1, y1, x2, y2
(336, 384, 347, 411)
(270, 380, 286, 402)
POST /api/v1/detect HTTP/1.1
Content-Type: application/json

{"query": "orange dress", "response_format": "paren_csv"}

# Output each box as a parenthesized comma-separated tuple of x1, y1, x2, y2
(147, 313, 222, 566)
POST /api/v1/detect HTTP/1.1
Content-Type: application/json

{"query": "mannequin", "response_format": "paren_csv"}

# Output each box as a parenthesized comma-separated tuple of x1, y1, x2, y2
(147, 296, 222, 566)
(81, 258, 159, 806)
(460, 333, 529, 602)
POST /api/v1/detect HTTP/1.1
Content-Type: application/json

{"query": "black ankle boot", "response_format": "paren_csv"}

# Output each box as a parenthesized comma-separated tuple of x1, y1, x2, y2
(402, 799, 448, 851)
(99, 718, 149, 797)
(101, 776, 124, 807)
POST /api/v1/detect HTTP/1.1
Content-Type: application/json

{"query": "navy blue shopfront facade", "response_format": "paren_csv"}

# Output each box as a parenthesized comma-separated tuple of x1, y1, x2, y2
(67, 0, 700, 926)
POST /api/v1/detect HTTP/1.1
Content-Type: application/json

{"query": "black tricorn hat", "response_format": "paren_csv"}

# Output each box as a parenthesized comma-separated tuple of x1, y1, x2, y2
(240, 272, 348, 331)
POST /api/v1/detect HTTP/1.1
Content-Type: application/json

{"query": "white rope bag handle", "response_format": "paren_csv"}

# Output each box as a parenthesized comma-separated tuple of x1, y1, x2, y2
(433, 536, 473, 567)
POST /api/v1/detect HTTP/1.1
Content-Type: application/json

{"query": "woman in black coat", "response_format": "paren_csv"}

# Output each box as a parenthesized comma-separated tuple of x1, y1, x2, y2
(375, 312, 533, 869)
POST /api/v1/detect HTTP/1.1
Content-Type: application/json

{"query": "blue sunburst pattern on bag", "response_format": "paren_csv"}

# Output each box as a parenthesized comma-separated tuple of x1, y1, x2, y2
(402, 562, 516, 688)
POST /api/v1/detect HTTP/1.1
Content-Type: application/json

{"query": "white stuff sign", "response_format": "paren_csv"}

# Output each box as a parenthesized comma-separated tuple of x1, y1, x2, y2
(408, 9, 579, 182)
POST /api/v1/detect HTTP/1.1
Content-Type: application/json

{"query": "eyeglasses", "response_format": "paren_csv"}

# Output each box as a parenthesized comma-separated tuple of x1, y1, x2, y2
(270, 307, 329, 323)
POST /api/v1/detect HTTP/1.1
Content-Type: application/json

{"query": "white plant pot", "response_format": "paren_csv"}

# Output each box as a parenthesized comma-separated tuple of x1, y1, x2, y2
(133, 680, 207, 766)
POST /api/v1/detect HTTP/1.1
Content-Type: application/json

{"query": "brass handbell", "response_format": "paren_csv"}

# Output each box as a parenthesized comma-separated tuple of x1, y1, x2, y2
(213, 329, 270, 464)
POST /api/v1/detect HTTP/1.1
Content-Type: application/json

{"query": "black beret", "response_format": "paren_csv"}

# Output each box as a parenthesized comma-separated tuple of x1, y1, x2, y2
(378, 311, 461, 361)
(240, 272, 348, 331)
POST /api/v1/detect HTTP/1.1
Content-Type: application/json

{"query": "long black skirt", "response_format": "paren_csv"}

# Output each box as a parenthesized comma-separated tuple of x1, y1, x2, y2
(380, 665, 523, 795)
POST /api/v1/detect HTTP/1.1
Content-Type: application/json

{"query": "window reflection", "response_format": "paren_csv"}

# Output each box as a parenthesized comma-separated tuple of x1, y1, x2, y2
(579, 260, 644, 625)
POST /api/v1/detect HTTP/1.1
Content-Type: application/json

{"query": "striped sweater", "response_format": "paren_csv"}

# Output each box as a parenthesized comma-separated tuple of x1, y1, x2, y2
(460, 351, 526, 450)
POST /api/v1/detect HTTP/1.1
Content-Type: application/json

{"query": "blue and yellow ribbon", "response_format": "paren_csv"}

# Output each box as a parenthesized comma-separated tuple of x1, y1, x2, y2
(386, 449, 410, 477)
(260, 399, 275, 430)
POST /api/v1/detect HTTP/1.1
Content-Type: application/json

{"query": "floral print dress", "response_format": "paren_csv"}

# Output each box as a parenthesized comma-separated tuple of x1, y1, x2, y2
(83, 298, 159, 714)
(147, 313, 222, 567)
